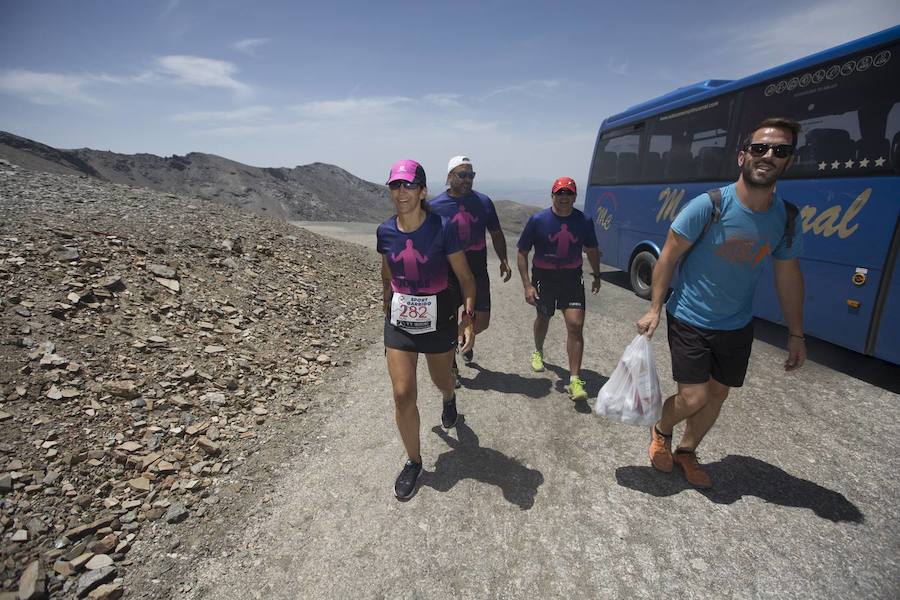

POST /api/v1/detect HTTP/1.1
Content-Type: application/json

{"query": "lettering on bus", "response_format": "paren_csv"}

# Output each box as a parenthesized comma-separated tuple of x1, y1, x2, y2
(596, 206, 614, 230)
(799, 188, 870, 238)
(655, 186, 871, 239)
(656, 187, 686, 223)
(594, 191, 617, 230)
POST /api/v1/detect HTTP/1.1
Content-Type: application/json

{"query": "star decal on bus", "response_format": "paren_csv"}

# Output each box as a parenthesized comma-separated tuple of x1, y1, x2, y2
(818, 161, 827, 170)
(874, 157, 886, 167)
(858, 158, 870, 168)
(830, 160, 840, 169)
(844, 159, 855, 168)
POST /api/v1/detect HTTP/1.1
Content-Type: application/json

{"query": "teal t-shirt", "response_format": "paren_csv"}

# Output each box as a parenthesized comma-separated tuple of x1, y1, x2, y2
(666, 183, 803, 330)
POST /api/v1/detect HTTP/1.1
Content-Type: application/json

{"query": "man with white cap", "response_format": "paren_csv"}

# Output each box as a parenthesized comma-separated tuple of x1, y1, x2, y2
(429, 156, 511, 377)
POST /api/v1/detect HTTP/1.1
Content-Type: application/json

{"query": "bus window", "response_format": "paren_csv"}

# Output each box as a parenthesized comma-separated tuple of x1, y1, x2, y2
(590, 129, 641, 185)
(644, 98, 734, 183)
(740, 42, 900, 178)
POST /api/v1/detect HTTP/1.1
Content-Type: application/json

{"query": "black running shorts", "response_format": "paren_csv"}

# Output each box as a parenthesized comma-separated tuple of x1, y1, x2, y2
(532, 267, 585, 317)
(666, 311, 754, 387)
(448, 269, 491, 312)
(383, 289, 458, 354)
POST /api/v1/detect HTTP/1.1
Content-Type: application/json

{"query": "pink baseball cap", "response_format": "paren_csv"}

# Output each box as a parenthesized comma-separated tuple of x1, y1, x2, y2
(386, 159, 427, 186)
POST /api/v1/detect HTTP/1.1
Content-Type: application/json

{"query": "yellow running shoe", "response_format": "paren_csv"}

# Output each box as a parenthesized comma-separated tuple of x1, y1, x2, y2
(531, 350, 545, 372)
(564, 376, 588, 401)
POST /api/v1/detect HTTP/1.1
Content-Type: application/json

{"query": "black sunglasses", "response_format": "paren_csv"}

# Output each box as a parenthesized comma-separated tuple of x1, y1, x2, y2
(388, 181, 422, 190)
(453, 171, 476, 179)
(745, 143, 795, 158)
(554, 189, 575, 196)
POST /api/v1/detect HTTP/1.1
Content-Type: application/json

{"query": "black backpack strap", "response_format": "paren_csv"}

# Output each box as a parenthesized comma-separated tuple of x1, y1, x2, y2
(698, 188, 722, 240)
(783, 201, 799, 248)
(676, 188, 722, 284)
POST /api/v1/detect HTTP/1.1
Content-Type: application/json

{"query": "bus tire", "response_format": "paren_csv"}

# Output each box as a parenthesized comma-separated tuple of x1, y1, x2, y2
(629, 250, 656, 300)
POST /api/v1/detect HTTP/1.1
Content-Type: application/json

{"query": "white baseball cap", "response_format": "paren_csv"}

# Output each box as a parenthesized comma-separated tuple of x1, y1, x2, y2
(447, 155, 472, 174)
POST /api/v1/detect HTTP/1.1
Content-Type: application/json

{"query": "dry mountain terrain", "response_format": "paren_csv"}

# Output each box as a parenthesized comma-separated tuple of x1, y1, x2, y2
(0, 131, 393, 223)
(0, 131, 540, 231)
(0, 160, 384, 598)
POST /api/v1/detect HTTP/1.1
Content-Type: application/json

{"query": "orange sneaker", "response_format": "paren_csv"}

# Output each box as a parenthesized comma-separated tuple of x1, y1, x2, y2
(648, 426, 673, 472)
(673, 449, 712, 489)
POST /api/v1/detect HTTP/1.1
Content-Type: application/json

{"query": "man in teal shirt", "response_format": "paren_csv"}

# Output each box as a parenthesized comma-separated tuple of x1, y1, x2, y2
(637, 117, 807, 489)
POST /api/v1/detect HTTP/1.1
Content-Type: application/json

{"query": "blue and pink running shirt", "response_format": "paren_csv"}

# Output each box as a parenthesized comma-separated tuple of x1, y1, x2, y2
(376, 212, 462, 295)
(517, 207, 598, 270)
(428, 190, 501, 275)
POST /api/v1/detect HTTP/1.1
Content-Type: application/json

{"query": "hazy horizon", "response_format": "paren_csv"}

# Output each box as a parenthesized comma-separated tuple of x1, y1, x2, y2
(3, 1, 898, 198)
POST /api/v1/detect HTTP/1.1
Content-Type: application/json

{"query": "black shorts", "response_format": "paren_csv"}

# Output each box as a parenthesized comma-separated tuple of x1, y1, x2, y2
(448, 269, 491, 312)
(532, 268, 585, 317)
(666, 312, 754, 387)
(383, 289, 458, 354)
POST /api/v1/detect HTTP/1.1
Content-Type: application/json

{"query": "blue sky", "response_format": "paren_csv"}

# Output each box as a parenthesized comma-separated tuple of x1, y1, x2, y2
(2, 0, 899, 203)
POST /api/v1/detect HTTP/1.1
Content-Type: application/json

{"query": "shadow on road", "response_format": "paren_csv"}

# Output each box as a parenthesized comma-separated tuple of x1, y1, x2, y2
(615, 454, 864, 523)
(752, 318, 900, 394)
(541, 361, 608, 414)
(460, 362, 553, 399)
(599, 270, 632, 291)
(423, 416, 544, 510)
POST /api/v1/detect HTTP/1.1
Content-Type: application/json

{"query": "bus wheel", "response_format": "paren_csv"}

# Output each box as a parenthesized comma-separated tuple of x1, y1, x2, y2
(629, 250, 656, 300)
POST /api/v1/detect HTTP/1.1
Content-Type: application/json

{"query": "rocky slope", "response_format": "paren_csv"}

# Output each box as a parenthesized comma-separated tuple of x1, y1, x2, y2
(0, 132, 394, 223)
(492, 199, 542, 237)
(0, 132, 543, 234)
(0, 160, 383, 598)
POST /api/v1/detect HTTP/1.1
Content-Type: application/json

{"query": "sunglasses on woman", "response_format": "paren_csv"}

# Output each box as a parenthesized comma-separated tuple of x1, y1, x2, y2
(554, 189, 575, 196)
(388, 181, 422, 190)
(745, 143, 795, 159)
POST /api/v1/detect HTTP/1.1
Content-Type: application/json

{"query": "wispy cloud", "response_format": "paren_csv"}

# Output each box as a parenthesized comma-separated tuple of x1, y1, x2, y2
(156, 55, 252, 96)
(160, 0, 181, 18)
(607, 58, 628, 76)
(483, 79, 561, 99)
(292, 96, 413, 118)
(709, 0, 900, 76)
(171, 105, 272, 123)
(233, 38, 270, 57)
(425, 93, 463, 108)
(448, 119, 498, 132)
(0, 70, 100, 105)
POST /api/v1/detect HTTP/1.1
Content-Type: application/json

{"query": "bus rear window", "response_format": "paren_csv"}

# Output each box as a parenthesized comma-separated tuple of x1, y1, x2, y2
(740, 42, 900, 178)
(644, 99, 733, 183)
(590, 131, 641, 185)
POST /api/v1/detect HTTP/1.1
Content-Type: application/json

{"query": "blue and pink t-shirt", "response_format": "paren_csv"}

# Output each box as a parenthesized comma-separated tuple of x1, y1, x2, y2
(376, 212, 462, 295)
(428, 190, 501, 275)
(517, 208, 598, 270)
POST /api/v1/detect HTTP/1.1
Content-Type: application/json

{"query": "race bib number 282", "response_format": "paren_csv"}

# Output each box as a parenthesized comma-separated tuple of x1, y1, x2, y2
(390, 293, 437, 334)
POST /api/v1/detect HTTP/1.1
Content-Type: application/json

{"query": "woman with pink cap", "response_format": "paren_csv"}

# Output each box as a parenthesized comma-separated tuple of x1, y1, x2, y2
(376, 159, 476, 500)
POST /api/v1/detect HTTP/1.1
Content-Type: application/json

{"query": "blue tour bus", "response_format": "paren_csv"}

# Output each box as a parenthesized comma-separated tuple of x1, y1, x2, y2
(585, 26, 900, 365)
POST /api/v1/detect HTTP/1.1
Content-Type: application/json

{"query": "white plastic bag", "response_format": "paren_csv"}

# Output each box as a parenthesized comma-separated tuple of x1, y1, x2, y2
(594, 334, 662, 426)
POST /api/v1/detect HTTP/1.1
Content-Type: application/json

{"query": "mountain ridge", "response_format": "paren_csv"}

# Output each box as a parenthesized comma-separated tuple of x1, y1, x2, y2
(0, 130, 540, 229)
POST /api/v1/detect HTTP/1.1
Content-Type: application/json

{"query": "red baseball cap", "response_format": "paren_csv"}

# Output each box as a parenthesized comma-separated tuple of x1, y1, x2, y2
(552, 177, 577, 194)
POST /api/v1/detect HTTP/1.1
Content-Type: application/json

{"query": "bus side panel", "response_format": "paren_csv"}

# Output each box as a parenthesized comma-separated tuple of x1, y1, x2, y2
(873, 241, 900, 364)
(753, 257, 883, 353)
(753, 178, 899, 354)
(585, 189, 620, 269)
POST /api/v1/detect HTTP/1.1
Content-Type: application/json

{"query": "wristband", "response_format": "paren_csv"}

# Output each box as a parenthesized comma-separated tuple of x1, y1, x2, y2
(789, 333, 805, 340)
(463, 309, 476, 322)
(592, 272, 602, 279)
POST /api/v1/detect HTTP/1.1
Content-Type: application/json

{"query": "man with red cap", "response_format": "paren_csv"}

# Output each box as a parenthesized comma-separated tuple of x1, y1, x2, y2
(516, 177, 602, 401)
